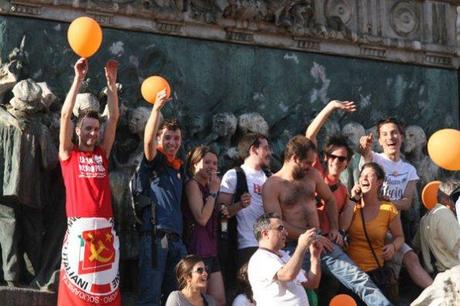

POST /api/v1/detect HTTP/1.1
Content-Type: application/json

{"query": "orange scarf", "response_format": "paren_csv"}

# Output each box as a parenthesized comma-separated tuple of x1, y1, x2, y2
(157, 146, 182, 170)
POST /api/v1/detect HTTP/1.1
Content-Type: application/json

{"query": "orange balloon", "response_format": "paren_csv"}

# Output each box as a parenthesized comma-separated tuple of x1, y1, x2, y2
(67, 16, 102, 58)
(329, 294, 357, 306)
(141, 76, 171, 104)
(428, 129, 460, 171)
(422, 181, 441, 210)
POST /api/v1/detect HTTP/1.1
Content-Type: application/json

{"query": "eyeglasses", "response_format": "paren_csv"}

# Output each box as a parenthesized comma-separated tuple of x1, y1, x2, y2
(271, 224, 286, 232)
(192, 267, 208, 274)
(327, 153, 348, 163)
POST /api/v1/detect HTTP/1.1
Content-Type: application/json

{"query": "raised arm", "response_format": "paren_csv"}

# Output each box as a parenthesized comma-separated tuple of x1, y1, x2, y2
(100, 60, 119, 158)
(59, 58, 88, 161)
(144, 89, 169, 161)
(340, 184, 361, 231)
(359, 133, 374, 163)
(305, 100, 356, 146)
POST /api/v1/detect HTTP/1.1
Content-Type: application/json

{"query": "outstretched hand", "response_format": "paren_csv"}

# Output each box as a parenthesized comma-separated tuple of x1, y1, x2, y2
(359, 133, 373, 156)
(74, 58, 88, 81)
(104, 59, 119, 90)
(330, 100, 356, 113)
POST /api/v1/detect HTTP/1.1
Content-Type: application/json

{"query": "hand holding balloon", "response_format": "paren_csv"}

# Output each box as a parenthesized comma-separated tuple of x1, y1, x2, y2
(141, 76, 171, 104)
(74, 58, 88, 81)
(152, 89, 171, 111)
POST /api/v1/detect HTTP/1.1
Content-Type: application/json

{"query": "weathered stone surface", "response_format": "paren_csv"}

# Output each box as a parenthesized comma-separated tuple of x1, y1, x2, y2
(0, 0, 459, 68)
(0, 286, 56, 306)
(12, 78, 41, 102)
(72, 93, 100, 117)
(238, 112, 269, 136)
(0, 61, 18, 99)
(10, 78, 43, 112)
(0, 14, 457, 177)
(37, 82, 57, 109)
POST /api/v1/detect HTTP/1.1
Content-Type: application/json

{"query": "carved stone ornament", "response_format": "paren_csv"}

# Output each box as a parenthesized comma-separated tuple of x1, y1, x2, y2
(1, 0, 459, 68)
(390, 1, 420, 37)
(325, 0, 352, 25)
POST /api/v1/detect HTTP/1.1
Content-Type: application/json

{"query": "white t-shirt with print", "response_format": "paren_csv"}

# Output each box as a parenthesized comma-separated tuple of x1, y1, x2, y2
(220, 164, 267, 249)
(248, 249, 308, 306)
(360, 152, 419, 201)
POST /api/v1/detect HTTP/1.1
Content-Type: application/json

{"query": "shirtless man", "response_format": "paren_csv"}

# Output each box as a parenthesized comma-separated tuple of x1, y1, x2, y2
(263, 135, 338, 241)
(263, 135, 393, 305)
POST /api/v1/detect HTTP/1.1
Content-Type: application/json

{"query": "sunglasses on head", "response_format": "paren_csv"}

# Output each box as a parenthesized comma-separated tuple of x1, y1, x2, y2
(192, 267, 208, 274)
(327, 153, 347, 163)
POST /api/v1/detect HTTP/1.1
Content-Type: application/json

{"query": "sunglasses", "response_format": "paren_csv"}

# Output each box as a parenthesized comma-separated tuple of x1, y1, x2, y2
(192, 267, 208, 274)
(327, 153, 348, 163)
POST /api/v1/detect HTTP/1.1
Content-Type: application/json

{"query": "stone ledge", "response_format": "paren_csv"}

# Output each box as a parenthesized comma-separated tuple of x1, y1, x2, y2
(0, 286, 56, 306)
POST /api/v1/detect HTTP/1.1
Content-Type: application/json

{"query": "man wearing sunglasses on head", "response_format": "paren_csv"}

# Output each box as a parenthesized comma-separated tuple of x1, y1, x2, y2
(303, 100, 392, 305)
(248, 213, 322, 306)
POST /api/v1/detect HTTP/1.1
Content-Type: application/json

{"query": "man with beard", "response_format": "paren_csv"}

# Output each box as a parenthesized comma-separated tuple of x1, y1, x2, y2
(263, 135, 393, 305)
(58, 58, 120, 305)
(219, 133, 272, 268)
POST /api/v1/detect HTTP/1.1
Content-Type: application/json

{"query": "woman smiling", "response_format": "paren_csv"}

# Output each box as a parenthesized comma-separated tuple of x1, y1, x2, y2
(166, 255, 216, 306)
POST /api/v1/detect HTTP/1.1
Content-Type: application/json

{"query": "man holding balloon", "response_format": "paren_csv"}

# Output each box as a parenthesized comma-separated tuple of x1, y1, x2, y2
(132, 84, 188, 306)
(58, 57, 121, 306)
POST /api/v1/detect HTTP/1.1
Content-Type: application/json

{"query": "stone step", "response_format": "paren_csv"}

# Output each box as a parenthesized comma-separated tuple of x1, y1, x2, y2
(0, 286, 56, 306)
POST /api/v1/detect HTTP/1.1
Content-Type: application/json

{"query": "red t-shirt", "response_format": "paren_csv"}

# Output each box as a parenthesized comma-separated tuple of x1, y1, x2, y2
(313, 157, 348, 233)
(60, 146, 112, 218)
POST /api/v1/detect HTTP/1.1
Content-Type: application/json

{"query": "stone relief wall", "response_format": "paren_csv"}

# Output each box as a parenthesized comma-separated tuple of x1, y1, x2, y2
(1, 0, 459, 68)
(0, 8, 458, 291)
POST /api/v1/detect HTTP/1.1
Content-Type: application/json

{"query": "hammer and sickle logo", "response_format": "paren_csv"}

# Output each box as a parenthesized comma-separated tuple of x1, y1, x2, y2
(87, 233, 114, 263)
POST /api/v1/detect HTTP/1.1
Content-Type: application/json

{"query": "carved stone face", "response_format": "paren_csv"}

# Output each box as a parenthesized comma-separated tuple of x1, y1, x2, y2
(342, 122, 365, 149)
(9, 79, 43, 113)
(238, 112, 269, 136)
(129, 106, 150, 134)
(212, 113, 237, 138)
(73, 93, 100, 117)
(188, 114, 206, 136)
(403, 125, 426, 154)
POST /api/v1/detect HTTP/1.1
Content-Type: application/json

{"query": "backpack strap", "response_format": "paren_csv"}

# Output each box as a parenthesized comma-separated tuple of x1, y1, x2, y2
(234, 166, 249, 203)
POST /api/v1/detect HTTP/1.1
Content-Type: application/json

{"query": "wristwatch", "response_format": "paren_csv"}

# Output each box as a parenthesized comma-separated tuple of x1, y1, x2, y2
(208, 192, 218, 198)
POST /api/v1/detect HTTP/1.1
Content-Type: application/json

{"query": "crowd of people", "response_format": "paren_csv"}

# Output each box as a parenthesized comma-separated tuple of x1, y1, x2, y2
(53, 57, 460, 306)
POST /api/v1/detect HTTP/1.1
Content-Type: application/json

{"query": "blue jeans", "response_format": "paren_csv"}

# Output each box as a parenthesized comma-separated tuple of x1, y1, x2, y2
(138, 233, 187, 306)
(284, 242, 393, 306)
